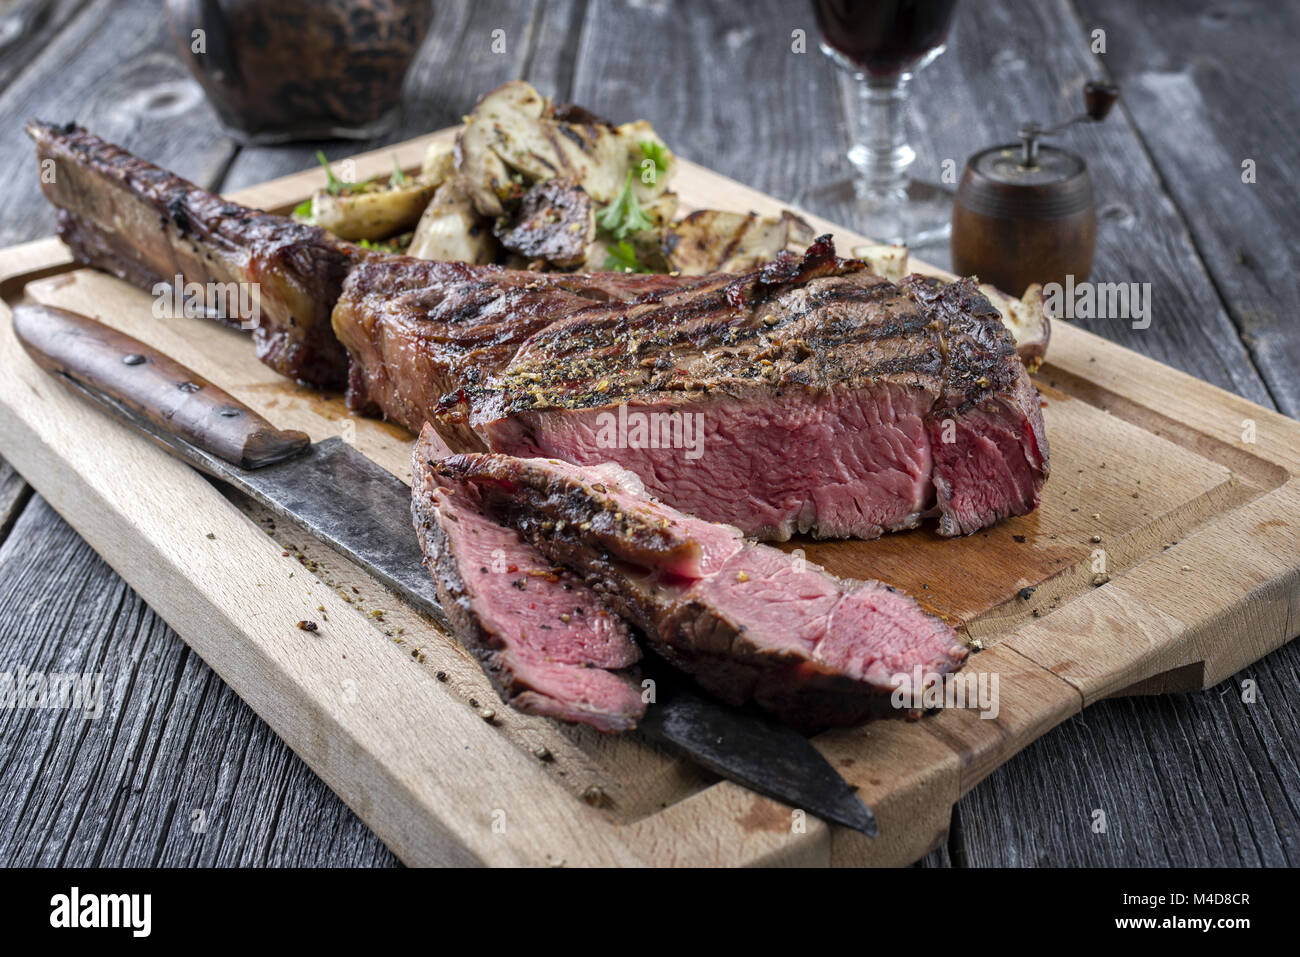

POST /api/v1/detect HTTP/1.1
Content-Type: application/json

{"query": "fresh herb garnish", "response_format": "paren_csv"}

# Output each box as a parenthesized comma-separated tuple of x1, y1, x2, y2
(597, 170, 654, 240)
(292, 198, 313, 219)
(315, 150, 382, 194)
(604, 239, 650, 273)
(389, 156, 407, 187)
(639, 140, 670, 180)
(315, 150, 344, 195)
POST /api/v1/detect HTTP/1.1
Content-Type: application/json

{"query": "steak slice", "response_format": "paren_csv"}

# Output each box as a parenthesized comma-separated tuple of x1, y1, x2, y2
(26, 121, 362, 389)
(411, 427, 644, 732)
(436, 452, 969, 728)
(446, 237, 1049, 540)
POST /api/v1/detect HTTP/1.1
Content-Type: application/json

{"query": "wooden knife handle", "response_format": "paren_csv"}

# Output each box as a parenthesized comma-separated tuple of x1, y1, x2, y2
(12, 303, 310, 469)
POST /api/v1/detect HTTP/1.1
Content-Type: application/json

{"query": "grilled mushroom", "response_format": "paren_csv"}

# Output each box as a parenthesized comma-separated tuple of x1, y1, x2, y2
(494, 178, 595, 268)
(455, 80, 673, 217)
(407, 180, 497, 264)
(662, 210, 812, 275)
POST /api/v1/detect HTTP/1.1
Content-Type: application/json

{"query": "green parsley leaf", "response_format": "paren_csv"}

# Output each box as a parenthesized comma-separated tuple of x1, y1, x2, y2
(292, 198, 314, 220)
(315, 150, 344, 195)
(639, 140, 670, 178)
(596, 171, 655, 239)
(603, 240, 650, 273)
(389, 156, 407, 187)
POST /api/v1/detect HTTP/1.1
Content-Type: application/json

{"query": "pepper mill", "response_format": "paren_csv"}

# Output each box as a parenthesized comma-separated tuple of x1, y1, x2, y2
(951, 81, 1120, 295)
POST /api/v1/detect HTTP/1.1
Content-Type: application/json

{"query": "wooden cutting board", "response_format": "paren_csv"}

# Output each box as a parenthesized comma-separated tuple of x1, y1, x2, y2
(1, 130, 1296, 866)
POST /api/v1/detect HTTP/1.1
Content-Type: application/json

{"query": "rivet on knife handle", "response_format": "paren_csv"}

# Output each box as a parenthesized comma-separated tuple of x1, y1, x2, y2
(12, 303, 309, 469)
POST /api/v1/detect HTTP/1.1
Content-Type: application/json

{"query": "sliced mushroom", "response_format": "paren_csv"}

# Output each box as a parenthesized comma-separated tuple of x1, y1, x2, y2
(493, 178, 595, 269)
(406, 180, 497, 264)
(421, 142, 456, 183)
(851, 243, 910, 282)
(661, 209, 811, 275)
(978, 282, 1052, 369)
(455, 80, 673, 217)
(308, 178, 438, 242)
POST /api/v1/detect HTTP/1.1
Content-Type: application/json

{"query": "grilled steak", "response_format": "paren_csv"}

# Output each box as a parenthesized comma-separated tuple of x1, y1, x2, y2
(332, 256, 696, 444)
(412, 427, 644, 731)
(27, 120, 362, 388)
(436, 452, 969, 728)
(29, 125, 1049, 541)
(445, 237, 1049, 539)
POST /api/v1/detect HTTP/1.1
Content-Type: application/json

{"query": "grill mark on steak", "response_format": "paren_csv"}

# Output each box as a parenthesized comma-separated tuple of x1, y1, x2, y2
(436, 452, 970, 728)
(332, 256, 702, 442)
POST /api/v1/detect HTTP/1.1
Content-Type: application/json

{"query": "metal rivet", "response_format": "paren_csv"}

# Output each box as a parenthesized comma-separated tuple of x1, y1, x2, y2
(122, 354, 146, 365)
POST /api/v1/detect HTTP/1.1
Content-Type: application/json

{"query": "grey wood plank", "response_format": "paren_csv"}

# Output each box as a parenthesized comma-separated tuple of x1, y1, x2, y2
(0, 459, 31, 545)
(954, 645, 1300, 866)
(0, 0, 94, 91)
(0, 0, 237, 246)
(570, 0, 839, 204)
(0, 494, 398, 867)
(1074, 0, 1300, 416)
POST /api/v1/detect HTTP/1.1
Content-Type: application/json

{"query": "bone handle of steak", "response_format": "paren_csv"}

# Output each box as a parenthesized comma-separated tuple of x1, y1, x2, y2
(12, 303, 309, 469)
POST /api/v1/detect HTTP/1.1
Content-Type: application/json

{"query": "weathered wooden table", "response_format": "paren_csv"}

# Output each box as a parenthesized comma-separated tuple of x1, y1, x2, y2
(0, 0, 1295, 866)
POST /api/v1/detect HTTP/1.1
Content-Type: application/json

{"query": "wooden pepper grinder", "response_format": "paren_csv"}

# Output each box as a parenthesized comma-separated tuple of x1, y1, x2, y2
(951, 81, 1120, 295)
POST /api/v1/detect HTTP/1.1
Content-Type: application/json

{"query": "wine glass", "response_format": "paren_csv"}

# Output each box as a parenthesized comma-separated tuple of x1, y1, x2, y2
(799, 0, 959, 247)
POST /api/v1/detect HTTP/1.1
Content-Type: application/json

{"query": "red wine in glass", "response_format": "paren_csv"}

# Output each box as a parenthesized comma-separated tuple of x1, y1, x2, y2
(801, 0, 960, 246)
(813, 0, 958, 77)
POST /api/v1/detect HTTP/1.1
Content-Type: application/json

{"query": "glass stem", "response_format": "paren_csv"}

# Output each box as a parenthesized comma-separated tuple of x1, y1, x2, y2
(842, 71, 915, 199)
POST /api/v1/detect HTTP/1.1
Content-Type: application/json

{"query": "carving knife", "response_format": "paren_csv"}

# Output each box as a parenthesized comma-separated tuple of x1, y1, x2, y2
(12, 302, 876, 837)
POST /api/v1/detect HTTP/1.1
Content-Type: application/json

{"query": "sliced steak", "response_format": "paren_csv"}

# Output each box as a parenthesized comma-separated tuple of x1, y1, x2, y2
(447, 238, 1049, 540)
(411, 427, 644, 732)
(436, 452, 969, 728)
(26, 121, 361, 389)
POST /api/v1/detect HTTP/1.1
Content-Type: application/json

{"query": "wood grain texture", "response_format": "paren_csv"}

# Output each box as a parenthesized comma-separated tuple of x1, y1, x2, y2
(0, 0, 237, 247)
(0, 0, 93, 91)
(0, 0, 1296, 867)
(0, 494, 397, 867)
(1075, 0, 1300, 417)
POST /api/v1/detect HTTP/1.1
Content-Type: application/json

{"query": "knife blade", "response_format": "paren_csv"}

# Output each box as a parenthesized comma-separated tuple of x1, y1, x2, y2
(12, 302, 876, 836)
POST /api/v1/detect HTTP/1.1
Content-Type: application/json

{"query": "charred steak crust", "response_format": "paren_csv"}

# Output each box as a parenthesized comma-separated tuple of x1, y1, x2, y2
(437, 453, 970, 728)
(411, 428, 644, 732)
(26, 120, 359, 389)
(450, 238, 1049, 540)
(493, 178, 595, 267)
(905, 276, 1051, 535)
(332, 255, 707, 439)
